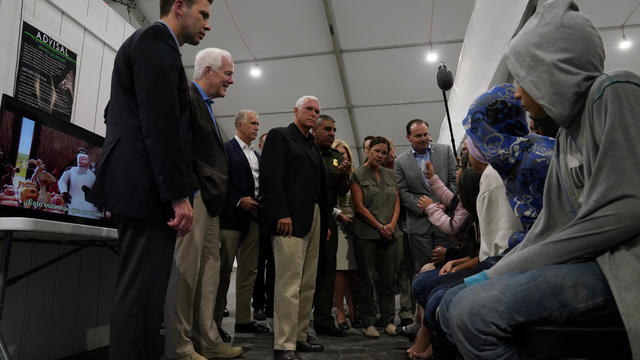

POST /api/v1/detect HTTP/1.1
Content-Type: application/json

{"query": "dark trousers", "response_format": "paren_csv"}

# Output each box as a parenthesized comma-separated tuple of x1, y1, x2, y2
(109, 216, 176, 360)
(312, 220, 339, 328)
(354, 236, 397, 328)
(252, 230, 275, 314)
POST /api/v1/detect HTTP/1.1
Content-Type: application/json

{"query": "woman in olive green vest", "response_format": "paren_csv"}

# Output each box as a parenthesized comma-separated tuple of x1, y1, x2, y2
(350, 136, 400, 338)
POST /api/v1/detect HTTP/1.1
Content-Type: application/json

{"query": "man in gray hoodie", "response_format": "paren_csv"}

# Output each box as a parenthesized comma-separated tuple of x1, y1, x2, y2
(437, 1, 640, 359)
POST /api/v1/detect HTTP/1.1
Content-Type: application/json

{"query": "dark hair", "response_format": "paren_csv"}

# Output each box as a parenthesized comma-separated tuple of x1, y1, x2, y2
(363, 135, 374, 148)
(459, 152, 470, 170)
(446, 168, 482, 250)
(160, 0, 212, 17)
(368, 136, 390, 152)
(317, 114, 335, 126)
(405, 119, 429, 136)
(530, 115, 559, 138)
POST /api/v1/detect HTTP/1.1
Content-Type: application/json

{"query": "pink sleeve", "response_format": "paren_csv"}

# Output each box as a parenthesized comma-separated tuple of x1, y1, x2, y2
(428, 174, 455, 205)
(426, 201, 470, 236)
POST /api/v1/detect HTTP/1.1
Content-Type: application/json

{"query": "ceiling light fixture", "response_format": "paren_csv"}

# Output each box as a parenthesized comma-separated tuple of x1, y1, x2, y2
(250, 64, 262, 78)
(425, 0, 438, 63)
(619, 1, 640, 51)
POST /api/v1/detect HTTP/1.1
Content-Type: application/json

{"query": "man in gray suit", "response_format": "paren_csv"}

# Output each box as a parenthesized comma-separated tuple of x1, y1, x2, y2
(163, 47, 242, 360)
(394, 119, 457, 272)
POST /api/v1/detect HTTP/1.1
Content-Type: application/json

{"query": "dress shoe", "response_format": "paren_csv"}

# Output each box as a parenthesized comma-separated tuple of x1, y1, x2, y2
(295, 340, 324, 352)
(201, 342, 242, 359)
(223, 308, 230, 317)
(351, 318, 364, 328)
(235, 321, 269, 333)
(314, 324, 347, 337)
(338, 321, 349, 330)
(217, 326, 232, 343)
(273, 350, 302, 360)
(399, 317, 414, 327)
(254, 308, 266, 321)
(362, 325, 380, 338)
(384, 323, 397, 336)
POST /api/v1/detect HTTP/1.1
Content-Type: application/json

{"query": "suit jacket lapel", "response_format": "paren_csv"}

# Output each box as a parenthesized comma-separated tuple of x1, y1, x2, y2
(232, 138, 252, 176)
(402, 150, 430, 192)
(191, 83, 226, 157)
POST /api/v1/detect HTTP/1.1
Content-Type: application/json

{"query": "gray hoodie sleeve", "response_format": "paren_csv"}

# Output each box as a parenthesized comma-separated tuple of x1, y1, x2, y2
(487, 75, 640, 278)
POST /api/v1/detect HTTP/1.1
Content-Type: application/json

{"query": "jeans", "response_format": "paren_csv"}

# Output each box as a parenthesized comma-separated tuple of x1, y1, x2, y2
(438, 260, 615, 360)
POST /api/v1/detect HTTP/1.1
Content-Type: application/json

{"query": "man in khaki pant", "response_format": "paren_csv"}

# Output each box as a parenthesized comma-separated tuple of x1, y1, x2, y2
(163, 48, 241, 360)
(214, 110, 269, 335)
(260, 96, 329, 360)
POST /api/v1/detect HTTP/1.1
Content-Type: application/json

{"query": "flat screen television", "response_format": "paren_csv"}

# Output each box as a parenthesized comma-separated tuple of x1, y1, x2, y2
(0, 94, 115, 228)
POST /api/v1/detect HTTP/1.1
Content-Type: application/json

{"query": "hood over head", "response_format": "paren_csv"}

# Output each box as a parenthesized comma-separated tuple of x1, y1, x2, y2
(504, 0, 604, 127)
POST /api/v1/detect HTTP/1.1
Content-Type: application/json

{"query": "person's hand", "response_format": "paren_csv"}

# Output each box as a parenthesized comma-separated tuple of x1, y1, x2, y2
(418, 195, 434, 212)
(424, 161, 435, 179)
(420, 262, 436, 273)
(238, 196, 259, 212)
(431, 246, 447, 264)
(337, 159, 351, 174)
(337, 213, 352, 226)
(439, 260, 455, 275)
(277, 217, 293, 237)
(380, 223, 394, 240)
(326, 228, 332, 241)
(168, 198, 193, 237)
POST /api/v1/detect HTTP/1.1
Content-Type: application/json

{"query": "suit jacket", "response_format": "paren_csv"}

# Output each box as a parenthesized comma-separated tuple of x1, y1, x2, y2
(188, 82, 228, 217)
(219, 137, 259, 231)
(394, 142, 457, 235)
(260, 123, 329, 239)
(88, 22, 193, 220)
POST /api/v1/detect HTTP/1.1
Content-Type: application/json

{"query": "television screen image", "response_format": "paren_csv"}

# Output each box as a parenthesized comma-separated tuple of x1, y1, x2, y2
(0, 94, 114, 228)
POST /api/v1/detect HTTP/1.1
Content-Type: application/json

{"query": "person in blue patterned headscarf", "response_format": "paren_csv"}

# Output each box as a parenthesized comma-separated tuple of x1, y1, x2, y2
(463, 83, 555, 250)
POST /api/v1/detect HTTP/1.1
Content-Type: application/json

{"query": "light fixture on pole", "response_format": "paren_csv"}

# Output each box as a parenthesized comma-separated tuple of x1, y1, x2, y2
(250, 63, 262, 78)
(425, 0, 438, 63)
(618, 1, 640, 50)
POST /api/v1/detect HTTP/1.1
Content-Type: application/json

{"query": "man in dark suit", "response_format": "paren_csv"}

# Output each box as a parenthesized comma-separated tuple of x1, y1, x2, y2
(163, 48, 242, 360)
(88, 1, 211, 359)
(261, 96, 329, 360)
(215, 110, 269, 336)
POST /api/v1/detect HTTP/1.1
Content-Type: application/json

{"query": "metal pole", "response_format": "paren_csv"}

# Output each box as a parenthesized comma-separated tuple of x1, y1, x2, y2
(442, 90, 459, 160)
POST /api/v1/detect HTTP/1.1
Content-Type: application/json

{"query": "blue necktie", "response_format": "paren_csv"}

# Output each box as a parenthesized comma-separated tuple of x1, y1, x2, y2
(204, 98, 222, 140)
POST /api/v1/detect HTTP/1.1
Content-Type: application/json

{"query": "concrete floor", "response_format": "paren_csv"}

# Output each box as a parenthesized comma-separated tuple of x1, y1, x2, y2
(62, 270, 414, 360)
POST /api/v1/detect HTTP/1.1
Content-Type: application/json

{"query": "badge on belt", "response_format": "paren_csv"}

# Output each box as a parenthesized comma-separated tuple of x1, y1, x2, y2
(333, 158, 339, 167)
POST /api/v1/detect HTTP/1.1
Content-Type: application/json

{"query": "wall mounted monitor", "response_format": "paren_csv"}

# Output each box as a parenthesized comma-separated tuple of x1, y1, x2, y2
(0, 94, 114, 228)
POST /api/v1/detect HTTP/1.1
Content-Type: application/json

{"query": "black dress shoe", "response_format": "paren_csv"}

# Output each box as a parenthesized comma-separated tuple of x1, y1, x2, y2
(314, 324, 347, 337)
(223, 308, 230, 317)
(400, 317, 414, 327)
(217, 326, 232, 343)
(351, 318, 364, 328)
(296, 340, 324, 352)
(254, 308, 266, 321)
(273, 350, 302, 360)
(235, 321, 270, 333)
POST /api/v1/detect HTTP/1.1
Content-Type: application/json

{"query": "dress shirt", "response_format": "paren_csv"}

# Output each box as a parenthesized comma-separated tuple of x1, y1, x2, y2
(412, 145, 432, 187)
(234, 135, 260, 199)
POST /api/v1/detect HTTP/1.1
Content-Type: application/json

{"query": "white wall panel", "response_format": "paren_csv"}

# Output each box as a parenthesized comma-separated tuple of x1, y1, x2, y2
(32, 0, 63, 36)
(0, 0, 22, 96)
(73, 32, 103, 131)
(59, 12, 84, 55)
(22, 0, 37, 19)
(104, 7, 125, 47)
(343, 43, 462, 106)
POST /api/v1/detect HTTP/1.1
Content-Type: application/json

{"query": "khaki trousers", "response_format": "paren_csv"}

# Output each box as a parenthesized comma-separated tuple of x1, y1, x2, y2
(272, 205, 321, 350)
(215, 221, 260, 325)
(164, 193, 222, 358)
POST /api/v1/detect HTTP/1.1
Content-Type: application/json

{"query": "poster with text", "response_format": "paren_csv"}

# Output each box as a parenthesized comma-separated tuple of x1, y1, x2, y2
(14, 21, 77, 122)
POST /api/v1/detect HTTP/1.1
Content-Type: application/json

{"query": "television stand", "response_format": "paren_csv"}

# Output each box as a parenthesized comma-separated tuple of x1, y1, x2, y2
(0, 218, 117, 360)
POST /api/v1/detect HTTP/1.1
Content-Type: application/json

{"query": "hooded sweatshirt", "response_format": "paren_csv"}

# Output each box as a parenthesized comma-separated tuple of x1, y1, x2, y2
(485, 0, 640, 355)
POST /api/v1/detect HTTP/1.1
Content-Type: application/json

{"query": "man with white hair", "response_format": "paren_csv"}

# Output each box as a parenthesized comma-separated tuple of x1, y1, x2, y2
(163, 47, 242, 360)
(260, 96, 329, 360)
(214, 110, 269, 335)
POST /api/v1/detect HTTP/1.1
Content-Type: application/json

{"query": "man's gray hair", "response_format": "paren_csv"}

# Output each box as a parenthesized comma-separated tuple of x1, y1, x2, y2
(294, 95, 320, 110)
(235, 109, 258, 128)
(194, 48, 232, 80)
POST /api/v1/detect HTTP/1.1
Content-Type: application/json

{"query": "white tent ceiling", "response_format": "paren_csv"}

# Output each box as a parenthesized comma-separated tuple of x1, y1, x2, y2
(107, 0, 640, 163)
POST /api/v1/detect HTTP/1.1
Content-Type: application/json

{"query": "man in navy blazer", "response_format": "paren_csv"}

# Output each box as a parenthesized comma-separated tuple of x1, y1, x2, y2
(261, 96, 329, 360)
(215, 110, 269, 335)
(88, 1, 212, 359)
